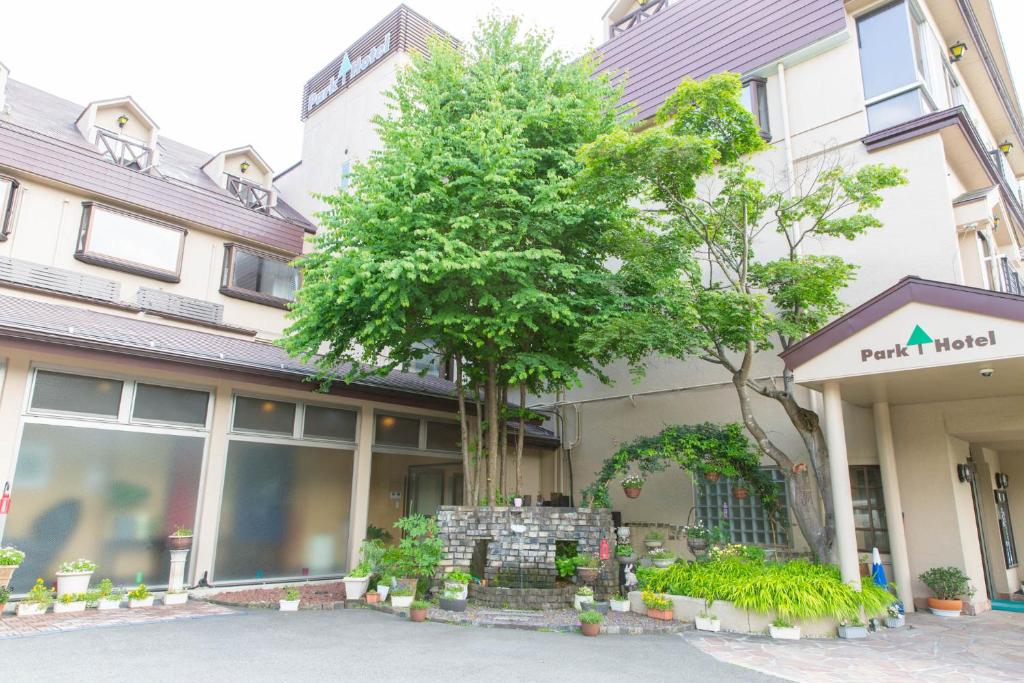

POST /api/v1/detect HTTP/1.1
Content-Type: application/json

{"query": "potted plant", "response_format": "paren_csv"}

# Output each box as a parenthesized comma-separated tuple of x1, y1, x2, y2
(0, 546, 25, 588)
(732, 485, 749, 500)
(644, 531, 664, 549)
(164, 589, 188, 606)
(579, 609, 603, 636)
(919, 566, 973, 616)
(704, 471, 721, 483)
(0, 585, 9, 614)
(621, 474, 645, 499)
(642, 590, 673, 620)
(409, 599, 430, 622)
(393, 514, 444, 599)
(885, 603, 905, 629)
(17, 578, 53, 616)
(342, 562, 372, 600)
(648, 548, 675, 568)
(768, 617, 800, 640)
(54, 591, 87, 614)
(574, 554, 601, 584)
(390, 586, 415, 609)
(695, 598, 720, 632)
(443, 570, 471, 600)
(615, 543, 635, 562)
(365, 589, 380, 605)
(127, 583, 153, 608)
(837, 616, 868, 639)
(439, 587, 467, 612)
(280, 587, 301, 611)
(609, 592, 631, 613)
(56, 558, 96, 596)
(96, 579, 123, 610)
(683, 523, 711, 556)
(167, 525, 193, 551)
(574, 585, 595, 610)
(376, 574, 393, 602)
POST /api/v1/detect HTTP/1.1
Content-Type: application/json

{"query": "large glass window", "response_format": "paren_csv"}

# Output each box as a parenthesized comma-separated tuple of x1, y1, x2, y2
(233, 396, 296, 435)
(374, 413, 421, 448)
(426, 421, 461, 451)
(303, 405, 357, 442)
(858, 2, 918, 101)
(221, 244, 299, 307)
(851, 465, 890, 553)
(214, 441, 353, 581)
(132, 383, 209, 427)
(5, 422, 204, 593)
(696, 469, 789, 546)
(76, 203, 185, 281)
(30, 370, 123, 417)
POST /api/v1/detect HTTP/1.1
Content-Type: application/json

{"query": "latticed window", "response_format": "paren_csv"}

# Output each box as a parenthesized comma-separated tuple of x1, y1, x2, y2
(850, 465, 889, 553)
(695, 468, 789, 547)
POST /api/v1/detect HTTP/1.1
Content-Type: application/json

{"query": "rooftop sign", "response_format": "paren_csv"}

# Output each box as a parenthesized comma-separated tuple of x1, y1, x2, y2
(306, 33, 392, 114)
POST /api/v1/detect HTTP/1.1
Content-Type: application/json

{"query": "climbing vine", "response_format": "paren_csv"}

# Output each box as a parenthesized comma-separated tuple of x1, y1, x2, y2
(581, 422, 779, 511)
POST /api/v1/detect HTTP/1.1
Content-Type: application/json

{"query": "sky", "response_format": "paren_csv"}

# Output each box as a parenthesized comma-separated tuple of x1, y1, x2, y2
(1, 1, 1022, 172)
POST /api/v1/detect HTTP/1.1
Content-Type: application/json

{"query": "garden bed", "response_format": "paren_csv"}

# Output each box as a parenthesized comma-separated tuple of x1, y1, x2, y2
(204, 582, 346, 610)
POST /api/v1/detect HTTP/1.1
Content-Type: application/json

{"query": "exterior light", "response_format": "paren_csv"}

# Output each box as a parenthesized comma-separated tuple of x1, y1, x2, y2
(979, 367, 994, 378)
(116, 114, 129, 129)
(260, 401, 276, 413)
(996, 473, 1009, 489)
(948, 41, 967, 63)
(239, 161, 251, 174)
(957, 463, 974, 483)
(998, 140, 1013, 155)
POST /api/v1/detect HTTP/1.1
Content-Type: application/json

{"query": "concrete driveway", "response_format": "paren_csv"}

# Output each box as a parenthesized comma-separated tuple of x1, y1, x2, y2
(0, 607, 779, 682)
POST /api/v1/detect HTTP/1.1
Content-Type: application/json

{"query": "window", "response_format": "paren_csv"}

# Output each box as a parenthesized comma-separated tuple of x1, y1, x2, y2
(221, 244, 299, 308)
(303, 404, 357, 441)
(76, 203, 185, 281)
(850, 465, 889, 553)
(857, 1, 950, 132)
(339, 159, 351, 192)
(374, 413, 421, 448)
(741, 77, 770, 140)
(30, 370, 124, 417)
(426, 420, 461, 451)
(405, 344, 452, 380)
(696, 469, 789, 546)
(0, 175, 19, 240)
(994, 489, 1018, 569)
(226, 175, 271, 213)
(232, 396, 297, 435)
(132, 383, 210, 427)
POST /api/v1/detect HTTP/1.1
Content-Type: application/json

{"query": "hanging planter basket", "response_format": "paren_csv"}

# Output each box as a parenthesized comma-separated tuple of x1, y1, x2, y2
(686, 537, 708, 556)
(732, 486, 749, 499)
(623, 487, 642, 499)
(704, 471, 720, 483)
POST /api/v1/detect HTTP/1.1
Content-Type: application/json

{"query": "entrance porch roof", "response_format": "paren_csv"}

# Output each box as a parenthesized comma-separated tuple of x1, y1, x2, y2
(780, 277, 1024, 406)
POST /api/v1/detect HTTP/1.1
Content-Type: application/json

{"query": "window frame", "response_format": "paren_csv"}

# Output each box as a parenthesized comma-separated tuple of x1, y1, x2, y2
(229, 393, 360, 447)
(75, 202, 187, 282)
(373, 410, 461, 455)
(849, 464, 890, 554)
(694, 467, 790, 547)
(0, 174, 21, 241)
(220, 243, 300, 309)
(740, 76, 771, 141)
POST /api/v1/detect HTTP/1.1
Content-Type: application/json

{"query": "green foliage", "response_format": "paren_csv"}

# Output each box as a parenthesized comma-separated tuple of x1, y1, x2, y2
(97, 578, 121, 599)
(392, 515, 444, 579)
(557, 553, 599, 577)
(445, 570, 472, 585)
(574, 554, 600, 569)
(127, 584, 150, 601)
(0, 585, 10, 604)
(359, 539, 388, 576)
(647, 548, 675, 560)
(581, 422, 776, 511)
(620, 474, 645, 489)
(170, 525, 193, 537)
(579, 609, 604, 624)
(410, 600, 431, 610)
(0, 546, 25, 566)
(25, 578, 53, 606)
(641, 590, 672, 611)
(708, 544, 765, 563)
(638, 557, 891, 621)
(615, 543, 634, 558)
(645, 531, 664, 542)
(391, 586, 415, 597)
(575, 586, 594, 597)
(366, 525, 393, 543)
(58, 558, 96, 573)
(919, 566, 975, 600)
(283, 587, 301, 601)
(347, 563, 372, 579)
(771, 617, 794, 628)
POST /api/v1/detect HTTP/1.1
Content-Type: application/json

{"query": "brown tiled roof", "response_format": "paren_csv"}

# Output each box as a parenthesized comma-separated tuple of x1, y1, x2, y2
(0, 79, 314, 253)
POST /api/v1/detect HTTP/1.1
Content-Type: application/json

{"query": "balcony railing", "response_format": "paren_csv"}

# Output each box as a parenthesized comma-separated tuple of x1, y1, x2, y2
(226, 175, 272, 213)
(95, 128, 152, 171)
(609, 0, 669, 38)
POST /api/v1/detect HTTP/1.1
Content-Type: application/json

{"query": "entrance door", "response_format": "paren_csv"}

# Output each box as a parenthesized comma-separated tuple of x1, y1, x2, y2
(967, 459, 997, 600)
(407, 467, 445, 517)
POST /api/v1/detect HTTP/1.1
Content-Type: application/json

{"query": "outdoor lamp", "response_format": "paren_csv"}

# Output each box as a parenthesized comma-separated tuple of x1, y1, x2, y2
(996, 473, 1010, 489)
(948, 41, 967, 63)
(116, 113, 129, 129)
(240, 161, 251, 174)
(999, 140, 1013, 155)
(956, 463, 974, 483)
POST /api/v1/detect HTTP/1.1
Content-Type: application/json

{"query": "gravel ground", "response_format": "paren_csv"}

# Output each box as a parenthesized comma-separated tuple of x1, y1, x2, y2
(205, 581, 346, 609)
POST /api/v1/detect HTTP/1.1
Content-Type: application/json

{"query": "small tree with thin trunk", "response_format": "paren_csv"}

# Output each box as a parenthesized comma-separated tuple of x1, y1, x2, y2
(579, 73, 906, 561)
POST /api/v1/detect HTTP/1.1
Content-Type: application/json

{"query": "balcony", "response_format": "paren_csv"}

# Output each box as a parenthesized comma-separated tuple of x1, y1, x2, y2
(95, 128, 153, 171)
(226, 175, 272, 214)
(609, 0, 668, 38)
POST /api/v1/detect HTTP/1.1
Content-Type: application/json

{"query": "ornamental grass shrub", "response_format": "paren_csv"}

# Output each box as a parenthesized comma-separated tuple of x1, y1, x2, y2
(637, 556, 891, 621)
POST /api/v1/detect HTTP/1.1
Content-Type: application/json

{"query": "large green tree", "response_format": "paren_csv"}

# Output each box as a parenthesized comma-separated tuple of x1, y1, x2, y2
(580, 73, 906, 561)
(283, 17, 630, 504)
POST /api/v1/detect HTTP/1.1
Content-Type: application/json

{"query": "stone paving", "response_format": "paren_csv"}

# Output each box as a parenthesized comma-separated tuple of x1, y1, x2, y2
(685, 610, 1024, 682)
(0, 600, 235, 639)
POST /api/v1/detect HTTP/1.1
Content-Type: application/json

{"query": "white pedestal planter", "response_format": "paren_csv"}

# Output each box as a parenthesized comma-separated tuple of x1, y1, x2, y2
(376, 584, 390, 602)
(390, 594, 414, 609)
(56, 571, 93, 596)
(167, 549, 189, 593)
(163, 592, 188, 606)
(279, 599, 300, 612)
(695, 615, 721, 632)
(574, 595, 595, 611)
(443, 582, 469, 600)
(54, 600, 87, 614)
(16, 602, 47, 616)
(885, 615, 905, 629)
(129, 596, 155, 609)
(837, 624, 868, 639)
(769, 624, 801, 640)
(97, 598, 122, 611)
(610, 599, 631, 613)
(342, 576, 370, 600)
(652, 558, 674, 568)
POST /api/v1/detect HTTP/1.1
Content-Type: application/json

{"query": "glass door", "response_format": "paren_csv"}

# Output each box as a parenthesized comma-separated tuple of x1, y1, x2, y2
(407, 467, 445, 517)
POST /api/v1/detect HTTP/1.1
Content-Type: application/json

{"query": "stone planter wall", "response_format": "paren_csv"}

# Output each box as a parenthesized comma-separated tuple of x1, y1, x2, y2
(469, 583, 576, 610)
(436, 506, 617, 598)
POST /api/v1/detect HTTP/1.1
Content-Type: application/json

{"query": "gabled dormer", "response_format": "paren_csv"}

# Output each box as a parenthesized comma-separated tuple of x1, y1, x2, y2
(75, 96, 159, 171)
(202, 146, 275, 214)
(603, 0, 668, 40)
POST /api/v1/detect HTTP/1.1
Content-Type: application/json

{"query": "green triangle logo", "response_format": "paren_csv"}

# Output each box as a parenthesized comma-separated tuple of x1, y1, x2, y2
(906, 324, 933, 347)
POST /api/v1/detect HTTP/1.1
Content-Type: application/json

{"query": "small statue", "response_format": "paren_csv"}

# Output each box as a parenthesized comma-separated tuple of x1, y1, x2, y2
(623, 563, 638, 591)
(617, 526, 631, 543)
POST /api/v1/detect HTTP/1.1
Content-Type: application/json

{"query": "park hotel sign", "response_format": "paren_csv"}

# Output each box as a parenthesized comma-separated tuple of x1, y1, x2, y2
(860, 324, 997, 363)
(306, 32, 393, 115)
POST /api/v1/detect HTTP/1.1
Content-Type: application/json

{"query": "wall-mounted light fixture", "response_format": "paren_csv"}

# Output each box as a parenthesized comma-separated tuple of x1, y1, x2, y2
(957, 463, 974, 483)
(949, 41, 968, 63)
(239, 161, 251, 174)
(116, 114, 129, 129)
(996, 473, 1010, 489)
(999, 140, 1014, 155)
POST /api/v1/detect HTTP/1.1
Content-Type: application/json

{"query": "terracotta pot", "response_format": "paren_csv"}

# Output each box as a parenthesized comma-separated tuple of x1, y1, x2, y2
(409, 607, 428, 622)
(732, 487, 749, 499)
(927, 597, 963, 614)
(0, 564, 17, 588)
(580, 621, 601, 637)
(623, 487, 642, 499)
(167, 535, 193, 551)
(576, 566, 599, 584)
(647, 608, 674, 621)
(704, 472, 720, 483)
(366, 592, 379, 604)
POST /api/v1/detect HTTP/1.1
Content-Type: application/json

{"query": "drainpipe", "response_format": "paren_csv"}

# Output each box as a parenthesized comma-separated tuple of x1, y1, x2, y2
(0, 62, 8, 114)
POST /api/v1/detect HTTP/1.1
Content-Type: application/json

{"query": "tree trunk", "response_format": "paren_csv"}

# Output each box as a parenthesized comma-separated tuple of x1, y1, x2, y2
(485, 360, 499, 506)
(474, 386, 484, 505)
(515, 382, 526, 496)
(455, 358, 471, 504)
(499, 385, 508, 497)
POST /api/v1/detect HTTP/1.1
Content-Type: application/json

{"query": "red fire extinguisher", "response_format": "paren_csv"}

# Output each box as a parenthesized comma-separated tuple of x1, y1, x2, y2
(0, 482, 9, 515)
(599, 536, 610, 561)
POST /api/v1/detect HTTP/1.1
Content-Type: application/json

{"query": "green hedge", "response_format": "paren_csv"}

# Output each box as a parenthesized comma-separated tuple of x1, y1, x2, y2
(637, 558, 892, 621)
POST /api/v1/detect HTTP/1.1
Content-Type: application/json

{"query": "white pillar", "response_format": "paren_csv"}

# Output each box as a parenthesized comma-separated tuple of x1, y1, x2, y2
(191, 382, 233, 584)
(0, 356, 31, 543)
(347, 408, 374, 571)
(823, 381, 861, 590)
(872, 402, 914, 611)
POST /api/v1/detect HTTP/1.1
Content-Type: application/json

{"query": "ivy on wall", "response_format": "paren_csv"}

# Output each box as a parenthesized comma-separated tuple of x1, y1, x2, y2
(581, 422, 778, 510)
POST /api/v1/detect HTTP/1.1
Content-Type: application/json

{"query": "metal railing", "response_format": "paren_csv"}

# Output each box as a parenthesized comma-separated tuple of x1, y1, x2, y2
(95, 128, 152, 171)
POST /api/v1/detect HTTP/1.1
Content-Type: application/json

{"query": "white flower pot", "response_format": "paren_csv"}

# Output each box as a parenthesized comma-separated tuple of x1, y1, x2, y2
(56, 570, 93, 596)
(390, 594, 414, 608)
(17, 602, 47, 616)
(652, 558, 674, 568)
(609, 599, 631, 613)
(97, 598, 122, 611)
(279, 599, 300, 612)
(444, 581, 468, 600)
(837, 624, 868, 639)
(769, 625, 801, 640)
(930, 607, 961, 617)
(574, 594, 594, 611)
(129, 596, 154, 609)
(163, 592, 188, 606)
(54, 600, 86, 614)
(696, 616, 721, 632)
(342, 576, 370, 600)
(376, 584, 390, 602)
(644, 540, 663, 549)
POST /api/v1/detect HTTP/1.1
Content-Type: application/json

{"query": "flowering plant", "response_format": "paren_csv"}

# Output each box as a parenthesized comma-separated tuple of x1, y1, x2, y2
(25, 578, 54, 606)
(127, 584, 150, 600)
(682, 523, 710, 540)
(575, 586, 594, 597)
(58, 558, 96, 573)
(0, 546, 25, 566)
(642, 590, 672, 611)
(620, 475, 645, 489)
